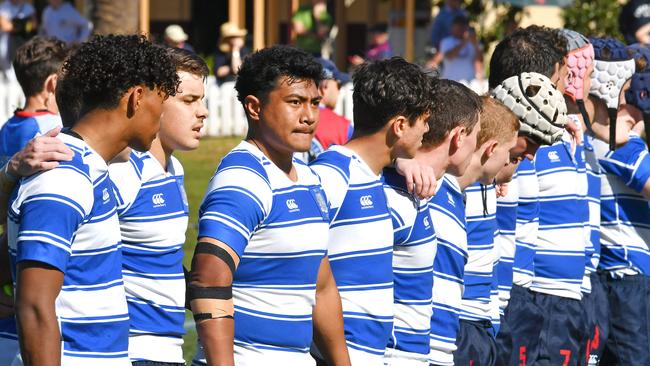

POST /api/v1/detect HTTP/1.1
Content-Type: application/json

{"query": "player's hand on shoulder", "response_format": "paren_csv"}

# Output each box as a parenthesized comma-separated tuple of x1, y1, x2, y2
(8, 126, 74, 177)
(394, 158, 437, 200)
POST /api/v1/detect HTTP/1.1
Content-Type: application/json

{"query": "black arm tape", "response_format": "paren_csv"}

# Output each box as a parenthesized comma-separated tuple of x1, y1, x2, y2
(188, 285, 233, 300)
(195, 241, 236, 275)
(193, 313, 234, 322)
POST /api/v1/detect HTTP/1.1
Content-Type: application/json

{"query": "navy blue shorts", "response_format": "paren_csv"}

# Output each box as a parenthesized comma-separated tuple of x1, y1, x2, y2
(533, 291, 588, 366)
(600, 273, 650, 366)
(496, 285, 543, 366)
(453, 319, 497, 366)
(579, 272, 609, 366)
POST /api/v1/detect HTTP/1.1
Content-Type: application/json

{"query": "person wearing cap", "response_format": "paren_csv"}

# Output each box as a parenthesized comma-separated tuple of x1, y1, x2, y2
(213, 22, 249, 86)
(164, 24, 194, 53)
(620, 0, 650, 45)
(307, 58, 352, 161)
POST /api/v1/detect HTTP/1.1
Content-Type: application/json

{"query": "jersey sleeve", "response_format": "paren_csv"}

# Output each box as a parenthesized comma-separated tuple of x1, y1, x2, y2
(198, 156, 273, 258)
(13, 166, 92, 272)
(108, 153, 144, 214)
(599, 136, 650, 193)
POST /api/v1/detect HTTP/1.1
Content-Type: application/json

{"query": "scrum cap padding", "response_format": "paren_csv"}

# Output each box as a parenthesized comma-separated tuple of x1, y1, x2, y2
(491, 72, 569, 146)
(590, 38, 636, 110)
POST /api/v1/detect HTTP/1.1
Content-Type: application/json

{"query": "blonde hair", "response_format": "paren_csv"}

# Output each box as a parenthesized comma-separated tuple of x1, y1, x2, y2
(477, 96, 520, 146)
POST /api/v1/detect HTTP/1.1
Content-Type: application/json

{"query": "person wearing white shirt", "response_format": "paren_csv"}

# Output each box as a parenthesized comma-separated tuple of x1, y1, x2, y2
(40, 0, 91, 44)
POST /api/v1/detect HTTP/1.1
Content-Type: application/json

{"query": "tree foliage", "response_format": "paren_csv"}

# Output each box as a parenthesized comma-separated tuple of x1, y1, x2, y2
(562, 0, 623, 40)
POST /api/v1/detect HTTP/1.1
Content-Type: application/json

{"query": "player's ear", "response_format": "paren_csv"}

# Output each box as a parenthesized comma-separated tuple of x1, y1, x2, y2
(449, 125, 466, 152)
(484, 140, 498, 159)
(243, 95, 262, 122)
(44, 74, 57, 94)
(126, 86, 145, 118)
(390, 115, 408, 138)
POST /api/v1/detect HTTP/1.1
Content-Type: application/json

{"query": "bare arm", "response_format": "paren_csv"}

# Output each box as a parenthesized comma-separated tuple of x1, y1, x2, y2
(190, 237, 240, 366)
(312, 257, 350, 366)
(15, 261, 63, 366)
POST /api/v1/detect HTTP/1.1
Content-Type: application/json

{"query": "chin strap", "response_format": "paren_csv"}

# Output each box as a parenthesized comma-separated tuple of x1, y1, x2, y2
(575, 99, 593, 135)
(608, 108, 618, 151)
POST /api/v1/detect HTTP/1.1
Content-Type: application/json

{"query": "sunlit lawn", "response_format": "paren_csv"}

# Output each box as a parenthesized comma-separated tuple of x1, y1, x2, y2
(175, 136, 242, 365)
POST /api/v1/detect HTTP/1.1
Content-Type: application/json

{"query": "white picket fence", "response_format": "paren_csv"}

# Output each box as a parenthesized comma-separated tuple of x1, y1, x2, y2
(0, 76, 487, 136)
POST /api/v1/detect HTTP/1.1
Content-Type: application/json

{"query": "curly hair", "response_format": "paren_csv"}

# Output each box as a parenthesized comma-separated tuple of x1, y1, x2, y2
(13, 36, 68, 97)
(489, 26, 567, 89)
(422, 78, 482, 147)
(56, 34, 179, 125)
(235, 45, 323, 106)
(352, 57, 434, 136)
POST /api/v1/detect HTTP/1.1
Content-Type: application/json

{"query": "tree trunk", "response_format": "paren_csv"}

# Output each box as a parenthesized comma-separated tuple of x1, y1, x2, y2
(90, 0, 139, 35)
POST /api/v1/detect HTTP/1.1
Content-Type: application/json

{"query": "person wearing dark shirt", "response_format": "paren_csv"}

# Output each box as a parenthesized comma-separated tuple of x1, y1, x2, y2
(349, 24, 392, 66)
(213, 22, 249, 85)
(620, 0, 650, 45)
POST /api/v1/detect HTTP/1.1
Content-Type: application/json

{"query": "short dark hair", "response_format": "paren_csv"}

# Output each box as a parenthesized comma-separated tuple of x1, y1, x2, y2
(166, 47, 209, 79)
(422, 78, 482, 146)
(13, 36, 68, 97)
(489, 26, 567, 89)
(56, 34, 179, 125)
(235, 45, 323, 107)
(351, 57, 434, 136)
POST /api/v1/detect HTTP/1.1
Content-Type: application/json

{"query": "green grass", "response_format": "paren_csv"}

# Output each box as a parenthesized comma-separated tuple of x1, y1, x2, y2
(175, 136, 243, 365)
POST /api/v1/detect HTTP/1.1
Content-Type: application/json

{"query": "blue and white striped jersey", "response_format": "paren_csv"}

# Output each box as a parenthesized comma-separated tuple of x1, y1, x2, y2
(428, 175, 468, 366)
(582, 133, 602, 292)
(193, 141, 329, 365)
(531, 131, 588, 300)
(0, 110, 61, 166)
(0, 111, 61, 364)
(460, 183, 498, 325)
(310, 145, 394, 365)
(495, 174, 518, 312)
(593, 133, 650, 277)
(7, 133, 130, 366)
(109, 151, 188, 363)
(513, 160, 539, 289)
(382, 167, 437, 363)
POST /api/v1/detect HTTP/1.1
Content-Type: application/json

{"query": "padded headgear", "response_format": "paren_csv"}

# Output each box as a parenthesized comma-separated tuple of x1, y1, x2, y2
(491, 72, 568, 146)
(589, 38, 636, 110)
(625, 44, 650, 115)
(560, 29, 594, 102)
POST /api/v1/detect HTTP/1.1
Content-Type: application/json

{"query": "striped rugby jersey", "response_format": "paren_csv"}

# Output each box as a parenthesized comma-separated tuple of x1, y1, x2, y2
(513, 159, 538, 289)
(460, 183, 498, 327)
(109, 151, 188, 363)
(531, 130, 588, 300)
(193, 141, 329, 365)
(0, 110, 61, 166)
(382, 167, 437, 363)
(428, 175, 468, 366)
(495, 173, 518, 312)
(310, 145, 394, 365)
(583, 134, 602, 290)
(0, 110, 61, 365)
(7, 132, 130, 366)
(592, 133, 650, 277)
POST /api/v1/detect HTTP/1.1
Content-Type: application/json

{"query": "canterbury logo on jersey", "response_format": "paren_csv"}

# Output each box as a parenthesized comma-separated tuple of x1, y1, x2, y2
(286, 199, 299, 212)
(152, 193, 166, 207)
(359, 195, 373, 208)
(102, 188, 110, 203)
(424, 216, 431, 229)
(548, 150, 560, 162)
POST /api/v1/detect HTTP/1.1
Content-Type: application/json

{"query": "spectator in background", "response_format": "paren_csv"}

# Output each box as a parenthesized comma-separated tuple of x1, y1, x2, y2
(213, 22, 249, 85)
(40, 0, 91, 44)
(440, 15, 483, 82)
(430, 0, 467, 50)
(292, 0, 332, 56)
(0, 0, 36, 81)
(164, 24, 194, 53)
(620, 0, 650, 45)
(309, 58, 352, 160)
(349, 24, 392, 66)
